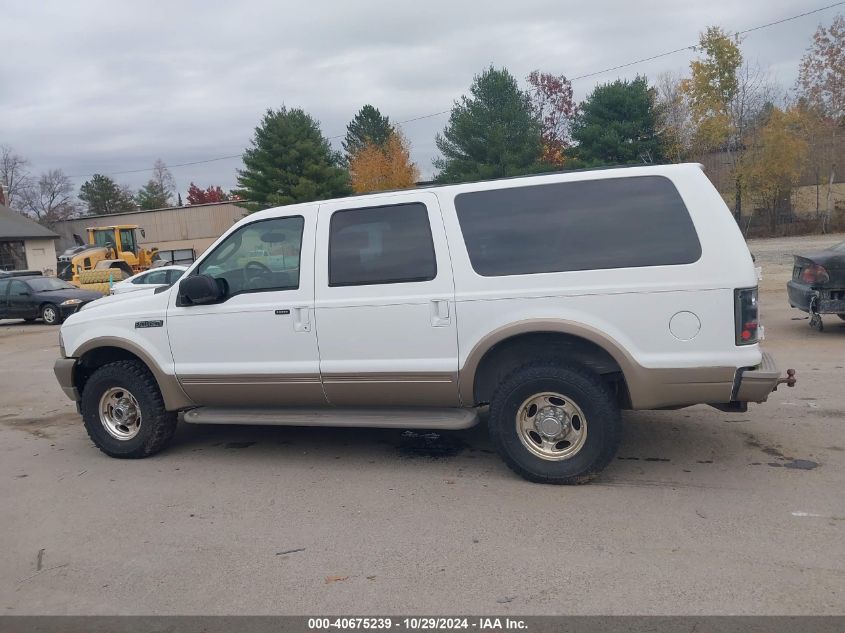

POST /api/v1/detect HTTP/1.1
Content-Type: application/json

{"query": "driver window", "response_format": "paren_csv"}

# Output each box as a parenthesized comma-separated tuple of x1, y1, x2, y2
(197, 216, 304, 295)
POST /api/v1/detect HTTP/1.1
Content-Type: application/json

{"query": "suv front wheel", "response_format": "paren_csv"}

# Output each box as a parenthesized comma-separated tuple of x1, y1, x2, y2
(488, 362, 621, 484)
(81, 360, 178, 458)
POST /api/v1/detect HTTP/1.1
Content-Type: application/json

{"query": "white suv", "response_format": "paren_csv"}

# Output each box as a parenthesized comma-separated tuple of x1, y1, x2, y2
(54, 164, 793, 484)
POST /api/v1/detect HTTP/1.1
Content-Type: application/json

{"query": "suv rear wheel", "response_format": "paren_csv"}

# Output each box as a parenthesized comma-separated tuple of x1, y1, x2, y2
(488, 362, 621, 484)
(81, 360, 177, 458)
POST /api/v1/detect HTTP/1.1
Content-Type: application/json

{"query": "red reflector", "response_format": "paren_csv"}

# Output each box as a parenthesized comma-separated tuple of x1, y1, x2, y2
(741, 330, 751, 340)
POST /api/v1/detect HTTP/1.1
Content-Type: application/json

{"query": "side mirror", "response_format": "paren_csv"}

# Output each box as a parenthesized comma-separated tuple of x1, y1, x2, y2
(140, 228, 146, 238)
(178, 274, 226, 306)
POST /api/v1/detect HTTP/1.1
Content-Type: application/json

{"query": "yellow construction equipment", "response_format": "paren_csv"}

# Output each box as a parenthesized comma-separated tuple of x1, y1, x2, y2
(57, 225, 158, 290)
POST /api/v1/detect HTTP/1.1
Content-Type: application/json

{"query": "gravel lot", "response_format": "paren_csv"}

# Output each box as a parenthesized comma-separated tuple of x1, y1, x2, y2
(1, 233, 843, 615)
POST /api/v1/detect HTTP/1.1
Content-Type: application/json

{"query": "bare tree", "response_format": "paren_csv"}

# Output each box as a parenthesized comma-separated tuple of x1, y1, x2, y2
(797, 14, 844, 232)
(23, 169, 79, 228)
(727, 61, 779, 227)
(654, 71, 695, 162)
(152, 159, 176, 200)
(0, 145, 33, 210)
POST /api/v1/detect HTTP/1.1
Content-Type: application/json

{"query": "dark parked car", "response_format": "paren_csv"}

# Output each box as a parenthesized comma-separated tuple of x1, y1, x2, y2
(0, 276, 102, 325)
(0, 269, 43, 278)
(787, 240, 845, 331)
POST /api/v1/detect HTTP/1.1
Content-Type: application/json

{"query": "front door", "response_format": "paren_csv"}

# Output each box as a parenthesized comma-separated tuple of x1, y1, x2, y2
(0, 279, 9, 318)
(314, 193, 460, 406)
(167, 209, 325, 407)
(7, 279, 36, 319)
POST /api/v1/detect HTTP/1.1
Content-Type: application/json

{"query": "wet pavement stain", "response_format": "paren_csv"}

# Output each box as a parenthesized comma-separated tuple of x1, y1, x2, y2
(783, 459, 819, 470)
(762, 447, 790, 458)
(767, 459, 819, 470)
(397, 431, 467, 459)
(224, 441, 256, 449)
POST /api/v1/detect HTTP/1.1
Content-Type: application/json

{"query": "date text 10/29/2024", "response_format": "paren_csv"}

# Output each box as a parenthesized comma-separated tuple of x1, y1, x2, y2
(308, 618, 528, 630)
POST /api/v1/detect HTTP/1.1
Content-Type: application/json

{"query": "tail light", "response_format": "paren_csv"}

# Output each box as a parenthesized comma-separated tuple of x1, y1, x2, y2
(735, 287, 759, 345)
(801, 264, 830, 284)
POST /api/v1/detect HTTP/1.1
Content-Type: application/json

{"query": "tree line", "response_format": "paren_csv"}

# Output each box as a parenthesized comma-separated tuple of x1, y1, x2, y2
(1, 16, 842, 234)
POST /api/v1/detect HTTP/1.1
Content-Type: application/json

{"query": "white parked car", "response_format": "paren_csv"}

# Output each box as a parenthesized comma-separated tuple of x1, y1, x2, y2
(54, 164, 795, 484)
(110, 266, 187, 295)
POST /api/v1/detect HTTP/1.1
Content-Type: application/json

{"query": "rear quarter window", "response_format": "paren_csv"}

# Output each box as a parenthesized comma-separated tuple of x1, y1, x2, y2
(454, 175, 701, 277)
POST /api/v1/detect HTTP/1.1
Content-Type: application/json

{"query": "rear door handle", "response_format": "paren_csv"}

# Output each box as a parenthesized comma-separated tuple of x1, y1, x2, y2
(430, 299, 450, 327)
(292, 306, 311, 332)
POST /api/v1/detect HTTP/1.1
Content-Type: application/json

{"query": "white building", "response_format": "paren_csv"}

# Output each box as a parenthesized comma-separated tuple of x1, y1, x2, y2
(0, 204, 59, 274)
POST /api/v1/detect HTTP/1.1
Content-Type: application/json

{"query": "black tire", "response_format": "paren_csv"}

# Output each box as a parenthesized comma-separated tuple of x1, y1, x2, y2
(81, 360, 177, 458)
(41, 303, 61, 325)
(488, 362, 621, 484)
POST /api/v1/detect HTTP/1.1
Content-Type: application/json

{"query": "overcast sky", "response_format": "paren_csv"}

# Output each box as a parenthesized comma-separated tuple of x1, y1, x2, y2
(2, 0, 839, 197)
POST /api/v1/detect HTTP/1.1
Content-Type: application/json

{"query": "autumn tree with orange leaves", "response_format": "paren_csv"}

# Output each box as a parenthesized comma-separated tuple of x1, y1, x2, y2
(526, 70, 578, 166)
(349, 130, 420, 193)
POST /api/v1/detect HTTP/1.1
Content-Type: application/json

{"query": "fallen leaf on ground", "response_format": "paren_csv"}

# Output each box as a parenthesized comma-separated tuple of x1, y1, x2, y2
(325, 575, 348, 584)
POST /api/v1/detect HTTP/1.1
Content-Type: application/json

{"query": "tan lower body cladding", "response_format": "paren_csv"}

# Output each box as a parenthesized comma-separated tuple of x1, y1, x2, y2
(177, 372, 461, 407)
(177, 367, 736, 410)
(624, 365, 736, 409)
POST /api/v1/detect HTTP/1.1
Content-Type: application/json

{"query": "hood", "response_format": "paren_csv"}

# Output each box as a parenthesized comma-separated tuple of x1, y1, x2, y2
(76, 285, 173, 313)
(35, 288, 104, 303)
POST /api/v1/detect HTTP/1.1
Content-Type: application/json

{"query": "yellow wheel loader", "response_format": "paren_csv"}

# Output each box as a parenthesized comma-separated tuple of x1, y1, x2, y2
(57, 225, 159, 292)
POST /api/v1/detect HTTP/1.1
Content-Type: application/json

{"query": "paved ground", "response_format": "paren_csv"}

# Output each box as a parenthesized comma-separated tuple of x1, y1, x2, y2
(1, 234, 843, 615)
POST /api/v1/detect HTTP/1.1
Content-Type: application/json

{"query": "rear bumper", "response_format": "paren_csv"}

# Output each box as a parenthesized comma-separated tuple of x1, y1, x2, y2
(732, 351, 793, 403)
(53, 357, 80, 401)
(787, 281, 845, 314)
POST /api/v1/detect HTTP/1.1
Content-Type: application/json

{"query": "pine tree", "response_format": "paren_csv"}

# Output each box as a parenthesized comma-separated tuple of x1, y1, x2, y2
(343, 105, 393, 162)
(234, 107, 350, 212)
(78, 174, 136, 215)
(572, 76, 664, 166)
(434, 66, 542, 183)
(136, 180, 171, 210)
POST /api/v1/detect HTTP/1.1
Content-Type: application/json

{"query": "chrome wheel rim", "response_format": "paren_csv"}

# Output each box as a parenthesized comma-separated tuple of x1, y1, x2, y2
(99, 387, 142, 440)
(43, 307, 56, 323)
(516, 391, 587, 461)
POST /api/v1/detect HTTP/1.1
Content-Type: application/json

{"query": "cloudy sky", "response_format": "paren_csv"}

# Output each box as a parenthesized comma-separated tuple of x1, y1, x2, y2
(2, 0, 839, 197)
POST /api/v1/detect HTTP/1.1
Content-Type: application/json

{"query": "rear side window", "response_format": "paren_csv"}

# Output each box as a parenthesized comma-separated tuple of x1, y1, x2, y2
(454, 175, 701, 277)
(329, 203, 437, 287)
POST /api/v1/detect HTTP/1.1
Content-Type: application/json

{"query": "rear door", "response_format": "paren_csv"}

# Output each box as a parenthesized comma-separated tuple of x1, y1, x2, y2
(314, 192, 459, 406)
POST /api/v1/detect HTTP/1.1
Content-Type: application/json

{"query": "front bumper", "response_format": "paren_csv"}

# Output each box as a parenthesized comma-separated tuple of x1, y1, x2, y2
(54, 357, 79, 401)
(58, 302, 90, 320)
(732, 351, 795, 403)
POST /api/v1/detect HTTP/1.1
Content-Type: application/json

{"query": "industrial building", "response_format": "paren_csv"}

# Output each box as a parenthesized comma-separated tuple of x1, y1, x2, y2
(53, 201, 247, 260)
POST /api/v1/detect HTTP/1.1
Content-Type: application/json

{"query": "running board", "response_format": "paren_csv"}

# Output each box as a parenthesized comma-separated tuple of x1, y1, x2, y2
(182, 407, 480, 430)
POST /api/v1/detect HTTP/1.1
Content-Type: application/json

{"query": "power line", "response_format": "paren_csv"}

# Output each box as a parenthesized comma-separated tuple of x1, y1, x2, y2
(569, 0, 845, 81)
(68, 1, 844, 180)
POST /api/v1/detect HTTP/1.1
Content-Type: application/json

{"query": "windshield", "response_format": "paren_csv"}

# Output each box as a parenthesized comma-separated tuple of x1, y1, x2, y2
(92, 230, 117, 248)
(26, 277, 77, 292)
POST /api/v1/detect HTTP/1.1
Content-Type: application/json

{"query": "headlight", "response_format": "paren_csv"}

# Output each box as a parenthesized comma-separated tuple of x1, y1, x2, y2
(60, 299, 83, 306)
